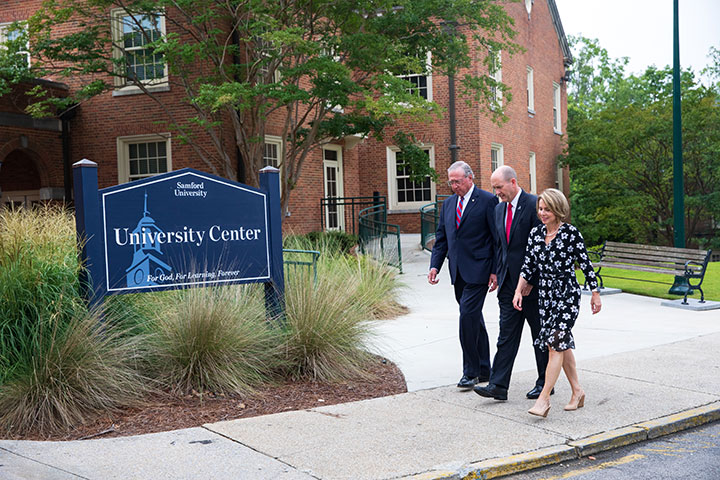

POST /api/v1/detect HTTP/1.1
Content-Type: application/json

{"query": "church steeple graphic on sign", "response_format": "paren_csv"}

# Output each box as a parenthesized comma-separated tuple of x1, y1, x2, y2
(125, 191, 172, 287)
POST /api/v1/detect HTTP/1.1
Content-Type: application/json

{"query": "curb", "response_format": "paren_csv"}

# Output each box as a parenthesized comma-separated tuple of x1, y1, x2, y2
(404, 402, 720, 480)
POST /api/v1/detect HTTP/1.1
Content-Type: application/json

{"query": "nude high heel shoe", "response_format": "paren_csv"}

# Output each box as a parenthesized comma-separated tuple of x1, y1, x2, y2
(528, 402, 551, 418)
(564, 393, 585, 411)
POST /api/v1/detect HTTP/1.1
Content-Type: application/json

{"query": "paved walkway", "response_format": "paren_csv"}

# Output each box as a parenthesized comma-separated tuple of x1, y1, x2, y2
(2, 235, 719, 480)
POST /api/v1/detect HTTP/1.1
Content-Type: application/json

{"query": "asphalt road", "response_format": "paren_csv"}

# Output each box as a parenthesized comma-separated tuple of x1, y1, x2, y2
(508, 420, 720, 480)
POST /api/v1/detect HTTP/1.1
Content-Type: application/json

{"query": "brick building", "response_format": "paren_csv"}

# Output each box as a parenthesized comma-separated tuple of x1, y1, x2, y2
(0, 0, 571, 234)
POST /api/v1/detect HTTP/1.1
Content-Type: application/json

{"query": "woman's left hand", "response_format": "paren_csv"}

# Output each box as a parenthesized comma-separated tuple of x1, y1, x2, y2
(591, 292, 602, 314)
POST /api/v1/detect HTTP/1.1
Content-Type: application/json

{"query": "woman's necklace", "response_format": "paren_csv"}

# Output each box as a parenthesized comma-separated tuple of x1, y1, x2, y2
(546, 223, 562, 238)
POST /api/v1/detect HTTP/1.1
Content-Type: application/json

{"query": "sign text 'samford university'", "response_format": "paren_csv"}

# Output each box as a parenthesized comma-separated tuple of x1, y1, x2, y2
(73, 162, 284, 314)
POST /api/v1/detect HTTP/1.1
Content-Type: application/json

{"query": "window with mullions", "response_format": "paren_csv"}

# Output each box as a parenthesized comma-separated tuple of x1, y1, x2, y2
(117, 135, 171, 183)
(488, 49, 502, 107)
(263, 135, 282, 168)
(491, 143, 504, 172)
(128, 141, 167, 181)
(397, 52, 432, 101)
(395, 152, 431, 204)
(0, 21, 30, 67)
(553, 82, 562, 133)
(112, 10, 167, 87)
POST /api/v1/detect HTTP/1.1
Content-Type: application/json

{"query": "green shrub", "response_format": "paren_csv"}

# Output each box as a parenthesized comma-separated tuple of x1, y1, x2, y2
(284, 230, 358, 255)
(281, 254, 376, 381)
(140, 285, 281, 394)
(0, 206, 83, 384)
(343, 255, 406, 320)
(0, 307, 149, 437)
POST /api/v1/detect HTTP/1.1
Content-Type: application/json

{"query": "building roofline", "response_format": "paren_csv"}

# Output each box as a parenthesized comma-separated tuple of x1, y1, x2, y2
(25, 77, 70, 91)
(546, 0, 573, 66)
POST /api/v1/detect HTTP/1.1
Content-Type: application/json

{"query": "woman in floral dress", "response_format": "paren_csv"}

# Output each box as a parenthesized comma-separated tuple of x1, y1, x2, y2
(513, 189, 602, 418)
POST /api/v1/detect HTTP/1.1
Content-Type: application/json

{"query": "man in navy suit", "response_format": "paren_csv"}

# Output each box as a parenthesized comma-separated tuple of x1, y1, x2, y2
(474, 165, 549, 401)
(428, 161, 498, 390)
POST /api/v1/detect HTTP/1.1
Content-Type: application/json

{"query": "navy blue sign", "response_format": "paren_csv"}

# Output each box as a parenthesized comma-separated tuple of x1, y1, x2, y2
(73, 162, 284, 314)
(101, 170, 269, 292)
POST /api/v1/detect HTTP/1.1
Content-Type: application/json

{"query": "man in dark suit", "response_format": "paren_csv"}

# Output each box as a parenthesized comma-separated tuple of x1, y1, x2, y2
(474, 165, 549, 401)
(428, 161, 498, 390)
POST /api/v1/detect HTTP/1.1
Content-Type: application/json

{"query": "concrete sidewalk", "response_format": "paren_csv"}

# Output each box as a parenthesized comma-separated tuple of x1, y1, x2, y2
(1, 235, 719, 480)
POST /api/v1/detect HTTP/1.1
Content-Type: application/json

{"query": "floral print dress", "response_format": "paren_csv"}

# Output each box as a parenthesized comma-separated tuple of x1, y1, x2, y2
(520, 223, 598, 352)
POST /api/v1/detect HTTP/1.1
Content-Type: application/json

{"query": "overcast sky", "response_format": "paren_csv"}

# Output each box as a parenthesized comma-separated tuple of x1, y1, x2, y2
(553, 0, 720, 80)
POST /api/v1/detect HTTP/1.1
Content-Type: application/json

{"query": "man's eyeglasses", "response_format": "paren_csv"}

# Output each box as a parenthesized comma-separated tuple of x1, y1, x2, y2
(447, 179, 464, 187)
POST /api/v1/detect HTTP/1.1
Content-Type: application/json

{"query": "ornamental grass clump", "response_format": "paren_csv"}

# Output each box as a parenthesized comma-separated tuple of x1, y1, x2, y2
(140, 285, 281, 395)
(282, 253, 376, 381)
(0, 206, 83, 384)
(335, 254, 405, 320)
(0, 307, 150, 437)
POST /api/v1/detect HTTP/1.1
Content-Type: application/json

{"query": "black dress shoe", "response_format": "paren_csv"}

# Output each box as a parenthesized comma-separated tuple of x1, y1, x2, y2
(526, 386, 555, 399)
(474, 383, 508, 401)
(457, 376, 479, 389)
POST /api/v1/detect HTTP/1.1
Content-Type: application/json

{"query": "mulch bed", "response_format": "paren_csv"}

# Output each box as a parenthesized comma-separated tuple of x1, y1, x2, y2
(11, 356, 407, 442)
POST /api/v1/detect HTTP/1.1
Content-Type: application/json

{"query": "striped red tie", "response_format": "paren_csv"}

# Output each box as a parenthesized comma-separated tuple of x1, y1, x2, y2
(456, 196, 464, 229)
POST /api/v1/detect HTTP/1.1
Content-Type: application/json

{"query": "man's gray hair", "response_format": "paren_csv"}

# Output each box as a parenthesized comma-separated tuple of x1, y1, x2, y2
(494, 165, 517, 182)
(448, 161, 474, 179)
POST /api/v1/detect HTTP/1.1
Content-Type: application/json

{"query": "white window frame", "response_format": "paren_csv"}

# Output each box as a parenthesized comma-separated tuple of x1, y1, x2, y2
(322, 144, 345, 230)
(527, 66, 535, 113)
(117, 133, 172, 184)
(529, 152, 537, 194)
(0, 21, 30, 67)
(397, 51, 433, 101)
(489, 49, 502, 107)
(256, 29, 281, 84)
(263, 135, 283, 168)
(321, 46, 344, 112)
(556, 164, 564, 192)
(553, 82, 562, 134)
(111, 8, 168, 93)
(264, 134, 284, 194)
(386, 145, 436, 211)
(490, 143, 504, 172)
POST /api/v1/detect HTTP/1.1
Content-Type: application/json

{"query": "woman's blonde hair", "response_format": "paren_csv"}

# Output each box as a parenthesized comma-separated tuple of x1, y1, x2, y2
(538, 188, 570, 222)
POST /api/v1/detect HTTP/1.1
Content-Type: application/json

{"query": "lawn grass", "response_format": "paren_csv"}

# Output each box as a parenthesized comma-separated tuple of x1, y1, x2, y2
(576, 262, 720, 302)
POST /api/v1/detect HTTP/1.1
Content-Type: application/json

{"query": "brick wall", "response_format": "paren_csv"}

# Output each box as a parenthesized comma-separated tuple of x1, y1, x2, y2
(356, 0, 570, 233)
(1, 1, 570, 236)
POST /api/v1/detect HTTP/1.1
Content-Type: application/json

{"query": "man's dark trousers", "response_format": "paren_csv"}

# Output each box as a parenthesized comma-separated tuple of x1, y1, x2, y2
(490, 282, 544, 389)
(454, 271, 490, 379)
(430, 186, 497, 380)
(489, 189, 547, 390)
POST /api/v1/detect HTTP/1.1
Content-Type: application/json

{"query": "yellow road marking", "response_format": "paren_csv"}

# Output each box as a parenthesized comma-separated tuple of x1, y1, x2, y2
(539, 454, 646, 480)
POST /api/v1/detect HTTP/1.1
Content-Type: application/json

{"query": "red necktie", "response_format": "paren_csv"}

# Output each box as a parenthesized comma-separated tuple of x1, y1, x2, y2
(505, 202, 513, 243)
(456, 196, 464, 229)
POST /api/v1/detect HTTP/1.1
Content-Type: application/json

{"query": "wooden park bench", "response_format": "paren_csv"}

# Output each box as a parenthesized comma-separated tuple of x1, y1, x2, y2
(586, 241, 712, 305)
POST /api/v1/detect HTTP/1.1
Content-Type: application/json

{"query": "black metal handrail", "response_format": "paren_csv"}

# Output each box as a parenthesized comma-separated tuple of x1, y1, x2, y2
(358, 204, 402, 272)
(419, 194, 450, 252)
(320, 195, 386, 234)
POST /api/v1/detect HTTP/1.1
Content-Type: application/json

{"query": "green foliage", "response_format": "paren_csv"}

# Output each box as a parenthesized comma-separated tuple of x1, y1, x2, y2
(340, 254, 406, 320)
(20, 0, 521, 215)
(0, 307, 150, 437)
(0, 207, 83, 384)
(139, 285, 281, 395)
(0, 207, 404, 435)
(284, 230, 359, 255)
(281, 253, 376, 381)
(564, 36, 720, 247)
(576, 262, 720, 302)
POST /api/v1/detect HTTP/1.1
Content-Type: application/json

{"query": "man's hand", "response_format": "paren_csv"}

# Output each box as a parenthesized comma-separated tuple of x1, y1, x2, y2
(488, 273, 498, 292)
(428, 268, 439, 285)
(520, 283, 533, 296)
